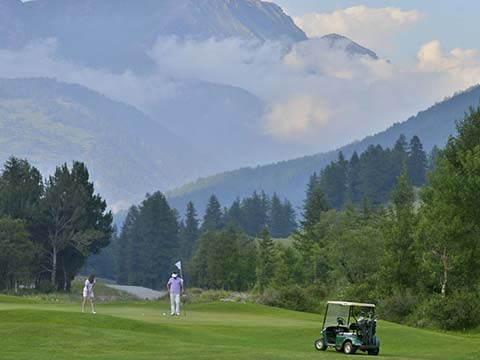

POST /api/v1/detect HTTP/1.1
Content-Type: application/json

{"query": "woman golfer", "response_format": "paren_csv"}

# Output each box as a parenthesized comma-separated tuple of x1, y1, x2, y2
(82, 274, 96, 314)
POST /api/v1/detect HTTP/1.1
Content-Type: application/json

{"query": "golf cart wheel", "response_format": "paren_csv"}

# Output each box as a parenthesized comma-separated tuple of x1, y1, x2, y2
(343, 341, 357, 355)
(368, 348, 380, 356)
(335, 344, 343, 352)
(314, 338, 327, 351)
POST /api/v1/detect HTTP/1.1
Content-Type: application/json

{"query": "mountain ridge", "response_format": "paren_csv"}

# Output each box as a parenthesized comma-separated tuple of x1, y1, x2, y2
(2, 0, 306, 72)
(168, 84, 480, 214)
(0, 77, 211, 210)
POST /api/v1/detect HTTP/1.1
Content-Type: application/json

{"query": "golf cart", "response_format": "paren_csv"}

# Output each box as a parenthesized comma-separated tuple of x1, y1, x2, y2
(314, 301, 380, 355)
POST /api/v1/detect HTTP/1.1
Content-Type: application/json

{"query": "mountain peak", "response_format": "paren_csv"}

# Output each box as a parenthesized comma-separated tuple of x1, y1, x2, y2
(321, 33, 378, 59)
(4, 0, 306, 72)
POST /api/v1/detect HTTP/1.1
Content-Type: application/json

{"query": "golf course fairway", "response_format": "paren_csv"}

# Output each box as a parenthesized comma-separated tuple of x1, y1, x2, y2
(0, 295, 478, 360)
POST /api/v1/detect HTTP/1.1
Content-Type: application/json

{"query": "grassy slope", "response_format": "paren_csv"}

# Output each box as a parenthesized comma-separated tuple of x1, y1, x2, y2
(0, 295, 478, 360)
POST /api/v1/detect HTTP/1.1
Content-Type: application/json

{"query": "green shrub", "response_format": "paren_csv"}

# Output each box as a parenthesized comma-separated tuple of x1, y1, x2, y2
(378, 290, 419, 323)
(418, 292, 480, 330)
(186, 289, 231, 303)
(256, 284, 326, 313)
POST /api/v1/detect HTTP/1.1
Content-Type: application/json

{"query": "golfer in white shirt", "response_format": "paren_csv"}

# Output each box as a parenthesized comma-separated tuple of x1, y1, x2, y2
(82, 274, 96, 314)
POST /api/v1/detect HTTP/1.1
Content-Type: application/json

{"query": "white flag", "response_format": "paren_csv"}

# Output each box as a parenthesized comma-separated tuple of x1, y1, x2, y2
(175, 261, 182, 270)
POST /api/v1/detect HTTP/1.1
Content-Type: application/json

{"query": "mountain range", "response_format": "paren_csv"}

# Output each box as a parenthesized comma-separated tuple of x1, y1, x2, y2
(169, 84, 480, 214)
(0, 0, 478, 216)
(1, 0, 306, 72)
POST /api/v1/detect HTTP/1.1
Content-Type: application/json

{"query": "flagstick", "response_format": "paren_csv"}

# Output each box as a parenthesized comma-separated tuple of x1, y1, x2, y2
(176, 260, 186, 318)
(181, 267, 187, 318)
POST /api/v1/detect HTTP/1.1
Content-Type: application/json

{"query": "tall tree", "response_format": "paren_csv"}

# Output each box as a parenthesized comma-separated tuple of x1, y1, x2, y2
(380, 166, 418, 292)
(42, 162, 112, 289)
(180, 201, 200, 261)
(417, 107, 480, 295)
(320, 152, 347, 209)
(0, 218, 34, 291)
(225, 198, 242, 228)
(202, 195, 223, 232)
(241, 191, 268, 236)
(407, 135, 427, 186)
(268, 193, 283, 238)
(0, 157, 43, 221)
(256, 227, 276, 293)
(0, 157, 45, 283)
(294, 175, 330, 283)
(116, 206, 139, 285)
(136, 192, 179, 289)
(346, 151, 362, 204)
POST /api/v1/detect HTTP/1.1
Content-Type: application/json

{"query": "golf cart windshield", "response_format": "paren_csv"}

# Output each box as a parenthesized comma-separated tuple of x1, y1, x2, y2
(323, 301, 375, 328)
(323, 304, 350, 327)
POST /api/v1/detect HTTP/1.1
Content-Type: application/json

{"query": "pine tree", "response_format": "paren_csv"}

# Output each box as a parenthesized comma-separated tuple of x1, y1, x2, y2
(428, 145, 441, 170)
(301, 179, 330, 232)
(42, 162, 112, 289)
(0, 157, 44, 285)
(407, 135, 427, 186)
(294, 174, 330, 283)
(269, 193, 283, 237)
(202, 195, 223, 232)
(381, 165, 418, 291)
(281, 199, 297, 236)
(320, 152, 348, 209)
(346, 151, 361, 205)
(180, 201, 199, 261)
(256, 227, 276, 293)
(241, 191, 268, 236)
(136, 192, 179, 289)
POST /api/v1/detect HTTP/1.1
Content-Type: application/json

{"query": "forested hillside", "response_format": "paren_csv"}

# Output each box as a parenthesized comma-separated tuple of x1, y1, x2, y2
(0, 78, 209, 209)
(169, 85, 480, 213)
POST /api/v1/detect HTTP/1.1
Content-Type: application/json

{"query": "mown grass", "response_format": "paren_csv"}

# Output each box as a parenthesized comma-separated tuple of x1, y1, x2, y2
(0, 295, 478, 360)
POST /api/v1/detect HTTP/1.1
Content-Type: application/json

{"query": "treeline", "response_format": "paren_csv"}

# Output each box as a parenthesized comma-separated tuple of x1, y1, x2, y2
(206, 191, 296, 238)
(118, 108, 479, 331)
(319, 135, 434, 208)
(0, 158, 112, 292)
(258, 110, 480, 330)
(112, 191, 296, 289)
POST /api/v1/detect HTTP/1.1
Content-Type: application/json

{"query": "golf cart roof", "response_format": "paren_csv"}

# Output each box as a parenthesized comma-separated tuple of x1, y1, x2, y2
(327, 301, 375, 308)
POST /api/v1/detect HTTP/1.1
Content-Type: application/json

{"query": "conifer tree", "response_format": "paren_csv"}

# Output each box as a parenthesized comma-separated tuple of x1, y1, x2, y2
(180, 201, 200, 261)
(256, 227, 276, 293)
(407, 135, 427, 186)
(268, 193, 283, 237)
(381, 165, 417, 291)
(136, 192, 178, 289)
(320, 152, 347, 209)
(281, 199, 297, 236)
(346, 151, 361, 204)
(202, 195, 223, 232)
(42, 162, 112, 289)
(116, 206, 139, 285)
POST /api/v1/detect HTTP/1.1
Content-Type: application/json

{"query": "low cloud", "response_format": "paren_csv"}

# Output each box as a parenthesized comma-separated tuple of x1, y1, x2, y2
(1, 34, 480, 153)
(417, 40, 480, 89)
(262, 95, 333, 140)
(294, 6, 423, 52)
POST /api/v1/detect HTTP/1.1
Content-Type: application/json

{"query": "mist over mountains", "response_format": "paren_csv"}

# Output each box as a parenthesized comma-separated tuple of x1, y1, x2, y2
(0, 78, 211, 210)
(3, 0, 305, 72)
(1, 0, 478, 212)
(170, 84, 480, 214)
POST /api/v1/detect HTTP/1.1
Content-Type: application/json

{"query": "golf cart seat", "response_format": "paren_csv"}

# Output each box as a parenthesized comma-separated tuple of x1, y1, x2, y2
(324, 326, 349, 344)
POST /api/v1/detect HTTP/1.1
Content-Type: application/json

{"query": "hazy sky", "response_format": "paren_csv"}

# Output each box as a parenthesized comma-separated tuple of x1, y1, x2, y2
(9, 0, 480, 161)
(277, 0, 477, 65)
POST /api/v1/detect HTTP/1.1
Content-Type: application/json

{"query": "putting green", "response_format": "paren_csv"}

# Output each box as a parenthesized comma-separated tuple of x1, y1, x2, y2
(0, 295, 478, 359)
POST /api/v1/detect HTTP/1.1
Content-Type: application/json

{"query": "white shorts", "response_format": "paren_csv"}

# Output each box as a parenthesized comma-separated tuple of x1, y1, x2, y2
(83, 288, 94, 298)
